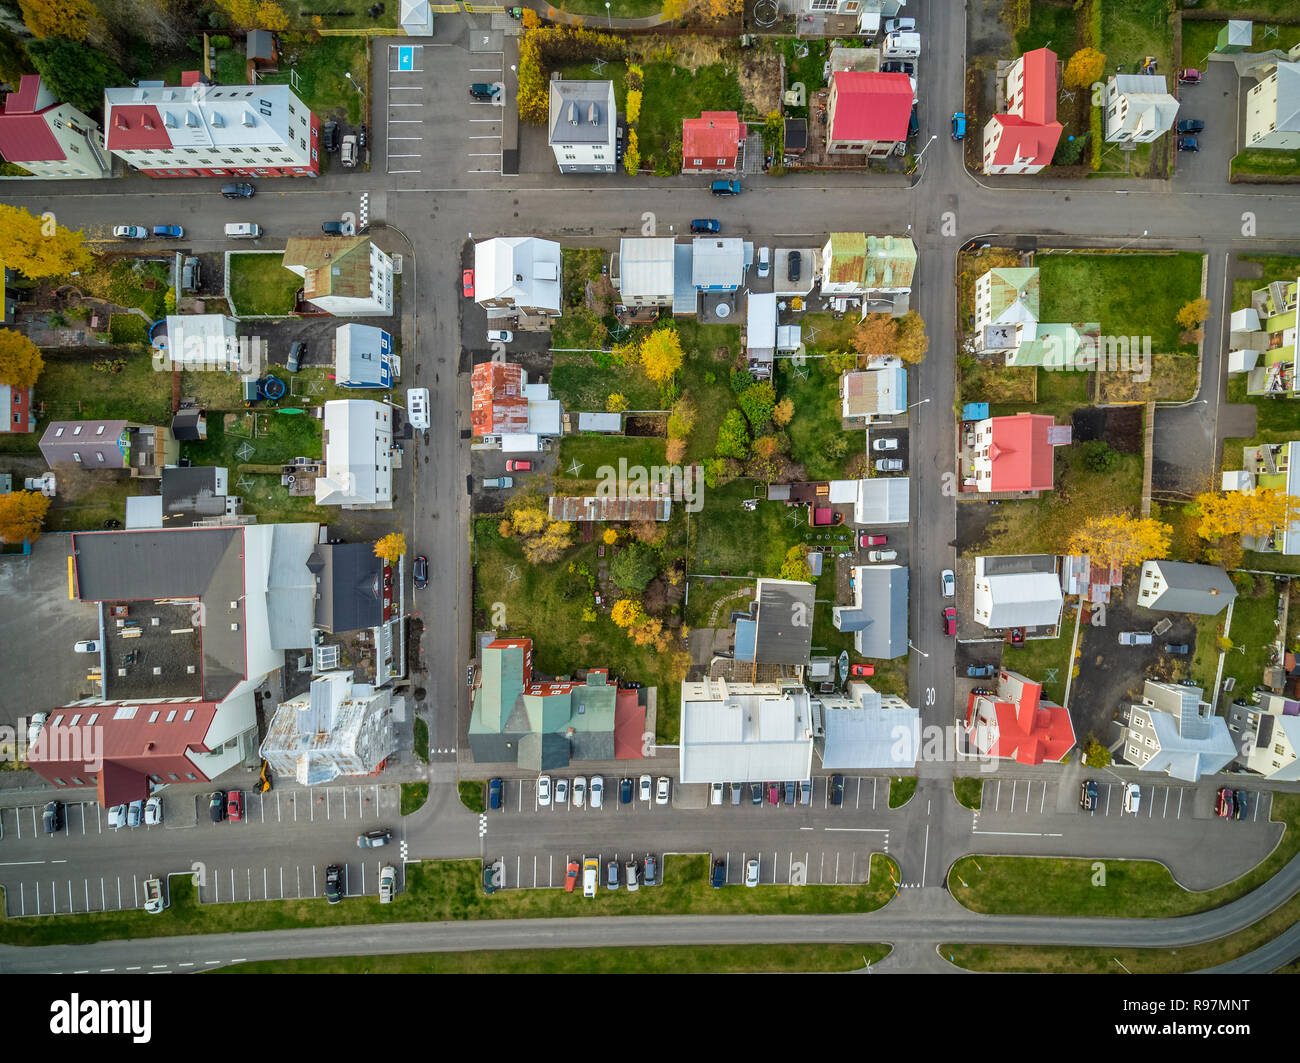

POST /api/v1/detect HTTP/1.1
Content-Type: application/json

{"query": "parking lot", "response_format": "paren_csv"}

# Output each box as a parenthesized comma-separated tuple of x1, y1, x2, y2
(973, 775, 1272, 824)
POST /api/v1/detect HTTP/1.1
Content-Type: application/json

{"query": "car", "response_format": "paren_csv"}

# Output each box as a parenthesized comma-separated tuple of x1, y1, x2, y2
(872, 437, 899, 452)
(908, 104, 919, 138)
(1123, 782, 1141, 814)
(123, 798, 142, 828)
(800, 780, 812, 805)
(582, 857, 599, 897)
(481, 860, 499, 895)
(227, 790, 243, 821)
(74, 640, 99, 653)
(745, 858, 761, 887)
(573, 776, 587, 808)
(324, 864, 344, 902)
(321, 220, 346, 235)
(564, 861, 580, 893)
(966, 664, 996, 678)
(620, 776, 633, 803)
(1216, 786, 1234, 818)
(181, 256, 201, 291)
(690, 218, 721, 234)
(285, 340, 305, 373)
(224, 222, 261, 238)
(221, 182, 254, 199)
(1118, 631, 1153, 646)
(1177, 135, 1199, 152)
(875, 457, 904, 473)
(831, 774, 845, 805)
(1234, 790, 1248, 820)
(1177, 119, 1205, 135)
(625, 860, 640, 892)
(505, 460, 532, 472)
(951, 112, 967, 140)
(942, 606, 957, 636)
(860, 533, 887, 547)
(555, 778, 569, 804)
(482, 477, 514, 489)
(710, 781, 724, 805)
(469, 82, 500, 100)
(757, 246, 771, 277)
(884, 16, 915, 32)
(1164, 643, 1189, 655)
(751, 781, 763, 805)
(112, 225, 148, 240)
(710, 179, 741, 196)
(108, 804, 126, 830)
(710, 859, 726, 888)
(606, 860, 620, 890)
(1178, 68, 1202, 84)
(881, 60, 915, 75)
(731, 781, 743, 805)
(942, 569, 956, 598)
(655, 776, 670, 805)
(767, 781, 779, 805)
(378, 865, 396, 904)
(1080, 779, 1098, 811)
(784, 781, 796, 805)
(341, 134, 358, 167)
(322, 120, 340, 152)
(487, 328, 513, 343)
(538, 774, 552, 806)
(590, 775, 603, 809)
(850, 663, 875, 676)
(788, 250, 802, 282)
(643, 854, 658, 886)
(487, 777, 503, 811)
(357, 828, 393, 848)
(152, 225, 183, 239)
(42, 801, 63, 835)
(639, 774, 652, 801)
(209, 791, 226, 822)
(867, 549, 897, 563)
(412, 555, 429, 589)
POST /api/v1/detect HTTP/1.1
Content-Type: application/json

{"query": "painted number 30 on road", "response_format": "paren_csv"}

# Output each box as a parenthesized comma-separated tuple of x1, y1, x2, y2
(925, 688, 935, 706)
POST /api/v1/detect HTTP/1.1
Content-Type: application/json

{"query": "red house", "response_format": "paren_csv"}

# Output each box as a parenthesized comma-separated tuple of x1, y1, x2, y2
(971, 412, 1069, 493)
(0, 384, 34, 433)
(682, 111, 748, 174)
(826, 72, 913, 158)
(982, 47, 1064, 175)
(964, 669, 1074, 765)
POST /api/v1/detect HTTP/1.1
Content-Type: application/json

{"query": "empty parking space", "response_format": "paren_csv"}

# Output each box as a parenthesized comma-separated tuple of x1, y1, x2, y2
(201, 859, 402, 904)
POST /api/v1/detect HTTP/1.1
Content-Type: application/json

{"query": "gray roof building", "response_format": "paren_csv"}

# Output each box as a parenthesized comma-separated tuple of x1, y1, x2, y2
(820, 683, 920, 771)
(734, 578, 816, 666)
(1123, 680, 1235, 781)
(1138, 560, 1237, 615)
(833, 564, 908, 659)
(548, 80, 616, 174)
(307, 542, 387, 634)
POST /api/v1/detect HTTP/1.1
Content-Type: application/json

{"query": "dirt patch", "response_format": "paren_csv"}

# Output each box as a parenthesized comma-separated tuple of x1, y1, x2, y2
(739, 50, 782, 115)
(626, 413, 667, 437)
(1071, 406, 1143, 453)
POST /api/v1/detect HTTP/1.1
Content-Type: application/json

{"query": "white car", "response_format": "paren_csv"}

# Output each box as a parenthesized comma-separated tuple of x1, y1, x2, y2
(27, 711, 47, 748)
(590, 775, 603, 809)
(573, 776, 587, 808)
(555, 778, 569, 804)
(884, 16, 916, 33)
(487, 329, 514, 343)
(639, 774, 652, 802)
(872, 437, 899, 452)
(757, 246, 771, 278)
(144, 796, 163, 826)
(1123, 782, 1141, 814)
(112, 225, 148, 240)
(107, 804, 126, 830)
(378, 864, 396, 904)
(655, 776, 671, 805)
(710, 781, 724, 805)
(867, 549, 898, 563)
(537, 774, 552, 806)
(941, 569, 956, 597)
(745, 858, 761, 887)
(74, 640, 99, 653)
(625, 860, 640, 892)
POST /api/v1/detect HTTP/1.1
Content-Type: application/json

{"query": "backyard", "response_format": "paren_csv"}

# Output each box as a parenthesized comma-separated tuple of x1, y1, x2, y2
(1190, 579, 1286, 694)
(257, 35, 371, 126)
(1000, 627, 1075, 705)
(776, 357, 864, 482)
(79, 258, 173, 321)
(1181, 18, 1300, 70)
(228, 254, 302, 317)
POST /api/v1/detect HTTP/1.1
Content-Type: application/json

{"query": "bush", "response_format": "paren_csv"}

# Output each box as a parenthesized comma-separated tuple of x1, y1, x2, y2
(211, 34, 233, 49)
(1053, 131, 1088, 167)
(730, 368, 754, 394)
(1088, 106, 1103, 170)
(624, 129, 640, 174)
(1081, 439, 1119, 472)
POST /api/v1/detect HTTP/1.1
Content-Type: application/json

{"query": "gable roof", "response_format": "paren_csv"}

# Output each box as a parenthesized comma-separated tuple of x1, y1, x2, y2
(306, 542, 387, 633)
(833, 565, 908, 659)
(0, 76, 64, 163)
(682, 111, 747, 159)
(986, 113, 1063, 168)
(104, 81, 301, 152)
(964, 668, 1074, 765)
(1142, 560, 1237, 614)
(473, 237, 562, 312)
(863, 235, 917, 290)
(829, 71, 913, 142)
(752, 578, 815, 664)
(824, 232, 866, 287)
(1017, 47, 1058, 125)
(854, 477, 910, 524)
(1275, 61, 1300, 133)
(842, 364, 907, 417)
(282, 236, 374, 301)
(987, 413, 1057, 491)
(548, 80, 614, 146)
(470, 362, 528, 436)
(821, 700, 921, 770)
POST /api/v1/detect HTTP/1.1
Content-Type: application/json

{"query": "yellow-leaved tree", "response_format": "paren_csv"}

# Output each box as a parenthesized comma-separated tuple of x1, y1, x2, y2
(772, 397, 795, 427)
(602, 528, 618, 546)
(894, 311, 930, 364)
(0, 205, 93, 280)
(374, 532, 407, 562)
(1065, 513, 1173, 568)
(852, 313, 897, 364)
(1063, 47, 1107, 91)
(611, 598, 646, 628)
(0, 490, 51, 544)
(0, 329, 45, 389)
(1176, 298, 1211, 329)
(641, 327, 684, 385)
(19, 0, 105, 42)
(1195, 489, 1300, 541)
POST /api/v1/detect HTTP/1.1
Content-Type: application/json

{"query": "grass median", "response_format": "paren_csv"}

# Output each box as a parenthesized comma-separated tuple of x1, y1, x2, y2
(953, 778, 983, 810)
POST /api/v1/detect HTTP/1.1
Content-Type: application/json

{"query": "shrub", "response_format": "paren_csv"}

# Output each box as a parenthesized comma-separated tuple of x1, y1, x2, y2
(730, 368, 754, 394)
(624, 129, 640, 174)
(211, 34, 233, 49)
(1088, 106, 1103, 170)
(625, 88, 642, 126)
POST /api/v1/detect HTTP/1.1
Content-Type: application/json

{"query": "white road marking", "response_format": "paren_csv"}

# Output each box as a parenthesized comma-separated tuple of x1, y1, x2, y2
(973, 830, 1064, 837)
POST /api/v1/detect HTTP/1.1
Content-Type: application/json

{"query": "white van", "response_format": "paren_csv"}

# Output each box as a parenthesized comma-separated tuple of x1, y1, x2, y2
(582, 858, 598, 898)
(1123, 782, 1141, 815)
(406, 387, 430, 430)
(883, 30, 921, 59)
(225, 222, 262, 238)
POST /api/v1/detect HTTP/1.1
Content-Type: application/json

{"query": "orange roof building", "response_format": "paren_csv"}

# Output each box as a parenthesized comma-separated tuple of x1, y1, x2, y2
(470, 362, 528, 436)
(964, 669, 1075, 765)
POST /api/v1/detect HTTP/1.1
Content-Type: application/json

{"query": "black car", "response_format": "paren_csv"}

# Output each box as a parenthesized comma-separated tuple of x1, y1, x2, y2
(356, 828, 393, 848)
(220, 182, 254, 199)
(784, 780, 796, 805)
(619, 776, 633, 803)
(1079, 779, 1098, 811)
(1176, 119, 1204, 135)
(1163, 643, 1189, 655)
(1177, 135, 1200, 152)
(1234, 790, 1248, 820)
(751, 781, 763, 805)
(322, 121, 340, 153)
(325, 864, 343, 903)
(209, 790, 226, 823)
(881, 60, 915, 75)
(321, 220, 346, 235)
(788, 250, 802, 282)
(710, 859, 726, 888)
(42, 800, 63, 835)
(413, 554, 429, 589)
(907, 105, 918, 138)
(830, 774, 844, 806)
(286, 340, 304, 373)
(690, 218, 721, 234)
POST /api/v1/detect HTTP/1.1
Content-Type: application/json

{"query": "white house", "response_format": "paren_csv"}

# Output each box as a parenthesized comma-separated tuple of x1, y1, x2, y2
(1245, 60, 1300, 151)
(1104, 74, 1179, 143)
(973, 267, 1039, 355)
(316, 399, 392, 509)
(0, 75, 112, 179)
(473, 237, 562, 318)
(164, 314, 242, 370)
(1137, 560, 1236, 615)
(335, 323, 396, 389)
(613, 238, 676, 307)
(972, 555, 1063, 631)
(548, 80, 617, 174)
(283, 237, 394, 317)
(1121, 680, 1235, 782)
(1228, 693, 1300, 781)
(841, 361, 906, 422)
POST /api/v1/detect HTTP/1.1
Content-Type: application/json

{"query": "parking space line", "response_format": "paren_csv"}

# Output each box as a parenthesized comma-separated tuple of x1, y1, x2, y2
(100, 878, 106, 911)
(1178, 787, 1184, 818)
(280, 866, 284, 899)
(389, 120, 424, 124)
(995, 780, 1002, 811)
(834, 852, 840, 884)
(263, 867, 268, 900)
(1040, 783, 1047, 814)
(1105, 784, 1112, 815)
(1163, 787, 1170, 818)
(391, 154, 423, 158)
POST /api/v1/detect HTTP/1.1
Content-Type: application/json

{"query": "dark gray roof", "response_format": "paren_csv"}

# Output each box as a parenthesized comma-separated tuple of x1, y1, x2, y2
(1145, 560, 1237, 614)
(306, 542, 385, 633)
(753, 579, 816, 664)
(548, 81, 614, 147)
(171, 408, 205, 441)
(784, 118, 807, 151)
(836, 566, 908, 659)
(979, 553, 1058, 576)
(160, 466, 225, 525)
(246, 29, 275, 60)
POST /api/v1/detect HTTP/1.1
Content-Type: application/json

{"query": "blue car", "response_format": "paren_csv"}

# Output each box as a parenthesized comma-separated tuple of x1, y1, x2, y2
(709, 179, 740, 196)
(690, 218, 721, 234)
(152, 225, 184, 239)
(488, 777, 503, 810)
(966, 664, 996, 678)
(1177, 135, 1199, 152)
(619, 776, 633, 804)
(951, 112, 966, 140)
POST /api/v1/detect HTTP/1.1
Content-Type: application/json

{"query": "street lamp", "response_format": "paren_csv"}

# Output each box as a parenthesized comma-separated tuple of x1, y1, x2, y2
(1117, 228, 1148, 251)
(910, 133, 938, 173)
(908, 640, 929, 659)
(605, 1, 611, 27)
(345, 71, 365, 96)
(908, 397, 930, 410)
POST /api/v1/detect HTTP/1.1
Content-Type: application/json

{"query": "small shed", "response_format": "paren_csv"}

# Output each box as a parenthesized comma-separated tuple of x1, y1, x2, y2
(1216, 20, 1252, 53)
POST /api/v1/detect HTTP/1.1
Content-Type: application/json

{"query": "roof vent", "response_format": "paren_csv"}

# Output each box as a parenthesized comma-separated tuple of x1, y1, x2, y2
(242, 110, 256, 127)
(185, 111, 199, 127)
(568, 101, 579, 126)
(210, 111, 224, 127)
(588, 102, 599, 124)
(230, 622, 240, 631)
(115, 114, 129, 130)
(164, 111, 177, 127)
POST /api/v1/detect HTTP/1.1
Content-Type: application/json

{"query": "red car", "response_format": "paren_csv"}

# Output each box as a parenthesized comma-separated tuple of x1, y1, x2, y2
(942, 607, 957, 636)
(860, 534, 887, 547)
(767, 782, 779, 805)
(505, 460, 532, 472)
(1177, 68, 1201, 84)
(1216, 787, 1234, 819)
(564, 860, 580, 892)
(462, 269, 475, 298)
(850, 664, 875, 676)
(227, 790, 243, 822)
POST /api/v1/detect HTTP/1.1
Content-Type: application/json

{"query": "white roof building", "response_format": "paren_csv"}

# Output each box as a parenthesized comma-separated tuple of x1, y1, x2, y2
(972, 555, 1063, 630)
(334, 323, 395, 389)
(163, 314, 241, 370)
(1104, 74, 1179, 143)
(678, 678, 815, 784)
(473, 237, 562, 317)
(614, 238, 676, 307)
(399, 0, 434, 35)
(850, 477, 910, 525)
(1245, 60, 1300, 151)
(819, 682, 920, 771)
(692, 238, 746, 291)
(315, 399, 393, 509)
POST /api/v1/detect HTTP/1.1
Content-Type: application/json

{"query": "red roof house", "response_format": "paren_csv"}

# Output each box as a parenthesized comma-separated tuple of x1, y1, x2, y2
(0, 384, 34, 433)
(682, 111, 748, 173)
(964, 669, 1074, 765)
(972, 412, 1065, 493)
(470, 362, 528, 436)
(826, 72, 913, 157)
(0, 75, 112, 179)
(982, 47, 1063, 175)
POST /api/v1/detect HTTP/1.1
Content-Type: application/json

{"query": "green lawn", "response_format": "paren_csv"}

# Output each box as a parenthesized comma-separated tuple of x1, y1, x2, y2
(1231, 149, 1300, 180)
(551, 352, 660, 411)
(458, 780, 485, 813)
(888, 777, 917, 808)
(960, 362, 1037, 406)
(674, 320, 742, 462)
(227, 254, 301, 317)
(34, 353, 171, 425)
(954, 778, 983, 810)
(413, 717, 428, 763)
(217, 942, 892, 975)
(80, 259, 172, 320)
(1201, 585, 1285, 696)
(1015, 1, 1080, 55)
(1182, 18, 1300, 69)
(553, 0, 663, 16)
(1101, 0, 1175, 83)
(258, 35, 371, 125)
(280, 0, 397, 29)
(401, 782, 428, 816)
(108, 314, 149, 345)
(1000, 629, 1073, 704)
(555, 434, 668, 488)
(637, 61, 743, 175)
(1231, 255, 1300, 310)
(776, 358, 863, 482)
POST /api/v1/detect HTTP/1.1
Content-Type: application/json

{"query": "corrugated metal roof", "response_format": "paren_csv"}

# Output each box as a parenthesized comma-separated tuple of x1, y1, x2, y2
(547, 496, 672, 522)
(617, 238, 676, 301)
(678, 683, 814, 784)
(692, 238, 745, 290)
(822, 705, 920, 770)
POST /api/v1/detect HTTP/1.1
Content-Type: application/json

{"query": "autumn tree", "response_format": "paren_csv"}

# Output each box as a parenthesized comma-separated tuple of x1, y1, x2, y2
(853, 313, 897, 363)
(1063, 47, 1106, 90)
(778, 543, 812, 583)
(20, 0, 106, 43)
(1065, 513, 1173, 569)
(521, 6, 540, 27)
(503, 501, 574, 563)
(641, 326, 684, 386)
(1194, 489, 1300, 541)
(715, 408, 750, 459)
(0, 205, 93, 281)
(606, 392, 629, 413)
(215, 0, 289, 29)
(0, 330, 44, 389)
(0, 490, 51, 545)
(1176, 297, 1211, 330)
(893, 311, 930, 364)
(1083, 735, 1112, 769)
(602, 528, 618, 546)
(373, 532, 407, 562)
(630, 519, 668, 546)
(667, 394, 696, 438)
(773, 397, 795, 427)
(825, 349, 858, 374)
(611, 598, 646, 629)
(666, 438, 688, 464)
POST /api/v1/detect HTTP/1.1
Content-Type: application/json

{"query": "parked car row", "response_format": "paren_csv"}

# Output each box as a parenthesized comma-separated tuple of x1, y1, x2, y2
(537, 773, 668, 807)
(1217, 786, 1250, 820)
(1081, 779, 1140, 814)
(571, 853, 660, 896)
(208, 789, 243, 822)
(108, 797, 163, 829)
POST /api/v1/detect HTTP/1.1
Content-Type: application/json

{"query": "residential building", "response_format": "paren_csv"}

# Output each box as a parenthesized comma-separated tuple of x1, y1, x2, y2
(1226, 441, 1300, 555)
(0, 383, 34, 434)
(163, 313, 242, 370)
(1004, 321, 1100, 368)
(841, 361, 907, 422)
(547, 495, 671, 522)
(790, 0, 907, 39)
(473, 237, 562, 319)
(1104, 74, 1179, 143)
(0, 75, 112, 179)
(1228, 693, 1300, 781)
(39, 420, 177, 477)
(862, 234, 916, 311)
(744, 293, 799, 378)
(282, 237, 393, 317)
(315, 399, 393, 509)
(1231, 277, 1298, 396)
(335, 323, 397, 389)
(972, 554, 1063, 633)
(834, 564, 908, 659)
(970, 412, 1070, 493)
(548, 80, 616, 174)
(1245, 60, 1300, 150)
(682, 111, 747, 173)
(469, 637, 645, 767)
(851, 476, 910, 525)
(612, 238, 676, 308)
(1137, 560, 1236, 616)
(973, 267, 1039, 355)
(103, 75, 319, 178)
(982, 48, 1063, 175)
(678, 677, 815, 784)
(28, 523, 319, 805)
(821, 232, 868, 296)
(733, 578, 817, 668)
(819, 681, 920, 771)
(245, 30, 278, 74)
(963, 668, 1074, 765)
(692, 237, 747, 292)
(470, 362, 564, 451)
(305, 541, 404, 687)
(126, 465, 250, 529)
(261, 671, 398, 785)
(1121, 680, 1235, 781)
(825, 71, 913, 157)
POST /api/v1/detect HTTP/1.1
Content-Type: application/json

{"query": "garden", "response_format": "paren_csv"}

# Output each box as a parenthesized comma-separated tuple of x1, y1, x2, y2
(228, 253, 302, 318)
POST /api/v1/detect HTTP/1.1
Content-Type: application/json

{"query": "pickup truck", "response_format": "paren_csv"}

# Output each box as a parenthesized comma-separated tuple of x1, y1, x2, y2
(341, 134, 358, 168)
(143, 876, 167, 914)
(1118, 631, 1153, 646)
